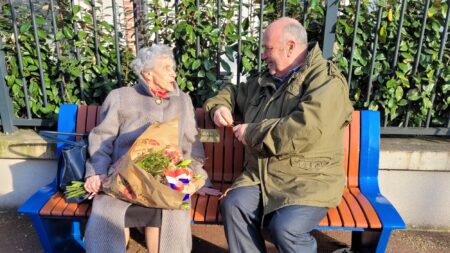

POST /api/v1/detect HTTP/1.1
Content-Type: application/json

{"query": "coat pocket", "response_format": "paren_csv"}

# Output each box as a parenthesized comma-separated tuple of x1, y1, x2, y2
(289, 157, 331, 171)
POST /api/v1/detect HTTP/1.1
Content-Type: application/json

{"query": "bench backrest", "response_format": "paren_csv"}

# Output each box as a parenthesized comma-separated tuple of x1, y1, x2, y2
(59, 105, 374, 191)
(56, 104, 384, 227)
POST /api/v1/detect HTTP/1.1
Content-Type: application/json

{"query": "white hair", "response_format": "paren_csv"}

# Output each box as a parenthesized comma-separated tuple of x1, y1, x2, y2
(131, 44, 175, 76)
(283, 19, 308, 47)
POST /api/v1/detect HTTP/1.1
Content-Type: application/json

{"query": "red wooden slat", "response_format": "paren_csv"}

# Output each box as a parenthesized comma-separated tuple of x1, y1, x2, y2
(204, 195, 220, 223)
(75, 202, 91, 217)
(195, 109, 205, 129)
(342, 188, 368, 228)
(85, 105, 98, 132)
(86, 206, 92, 216)
(223, 127, 234, 182)
(51, 197, 69, 216)
(350, 188, 382, 229)
(40, 192, 64, 216)
(343, 122, 350, 187)
(62, 202, 79, 216)
(233, 138, 244, 181)
(203, 112, 214, 178)
(75, 105, 88, 140)
(192, 195, 208, 222)
(337, 197, 356, 227)
(190, 195, 199, 220)
(213, 127, 225, 181)
(319, 215, 329, 226)
(327, 207, 342, 227)
(96, 106, 102, 125)
(348, 111, 360, 188)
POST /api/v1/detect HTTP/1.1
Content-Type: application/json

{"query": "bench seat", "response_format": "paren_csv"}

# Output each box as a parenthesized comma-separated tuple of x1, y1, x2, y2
(19, 104, 405, 253)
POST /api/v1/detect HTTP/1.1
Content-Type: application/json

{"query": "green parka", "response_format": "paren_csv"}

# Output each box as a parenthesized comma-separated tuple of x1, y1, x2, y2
(204, 44, 354, 216)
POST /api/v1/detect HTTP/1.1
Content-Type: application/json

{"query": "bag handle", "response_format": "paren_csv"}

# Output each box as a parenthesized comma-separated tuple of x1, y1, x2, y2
(40, 130, 88, 147)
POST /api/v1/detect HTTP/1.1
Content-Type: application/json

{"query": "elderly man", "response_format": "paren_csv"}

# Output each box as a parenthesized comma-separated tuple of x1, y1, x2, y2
(203, 17, 354, 253)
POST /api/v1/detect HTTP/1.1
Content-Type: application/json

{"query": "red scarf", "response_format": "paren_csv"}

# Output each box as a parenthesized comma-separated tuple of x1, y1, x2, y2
(150, 87, 168, 99)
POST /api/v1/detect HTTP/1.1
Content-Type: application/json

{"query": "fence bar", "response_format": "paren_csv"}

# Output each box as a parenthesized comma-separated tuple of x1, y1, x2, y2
(216, 0, 221, 78)
(111, 0, 122, 85)
(133, 1, 139, 53)
(29, 0, 48, 107)
(322, 0, 338, 60)
(8, 0, 31, 119)
(70, 0, 84, 100)
(49, 0, 61, 59)
(302, 1, 308, 24)
(49, 0, 66, 102)
(366, 6, 383, 102)
(426, 1, 450, 127)
(392, 0, 408, 68)
(0, 37, 17, 134)
(282, 0, 286, 17)
(91, 0, 101, 66)
(347, 0, 361, 89)
(154, 4, 159, 43)
(236, 0, 242, 85)
(412, 0, 430, 75)
(257, 0, 264, 72)
(195, 0, 200, 58)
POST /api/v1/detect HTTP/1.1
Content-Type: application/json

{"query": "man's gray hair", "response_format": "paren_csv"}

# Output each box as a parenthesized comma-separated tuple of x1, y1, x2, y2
(283, 21, 308, 47)
(131, 44, 175, 76)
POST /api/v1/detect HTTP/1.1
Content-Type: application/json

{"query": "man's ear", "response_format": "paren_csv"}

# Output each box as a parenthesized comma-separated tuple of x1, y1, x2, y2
(287, 40, 296, 57)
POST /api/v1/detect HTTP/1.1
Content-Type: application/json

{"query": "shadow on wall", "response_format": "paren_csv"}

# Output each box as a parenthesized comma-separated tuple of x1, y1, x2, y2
(0, 159, 56, 208)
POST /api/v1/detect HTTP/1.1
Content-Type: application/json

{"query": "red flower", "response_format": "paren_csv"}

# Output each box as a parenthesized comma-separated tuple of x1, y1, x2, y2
(122, 185, 136, 200)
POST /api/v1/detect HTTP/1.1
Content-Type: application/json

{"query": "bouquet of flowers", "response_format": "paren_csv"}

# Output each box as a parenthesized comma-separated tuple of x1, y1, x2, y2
(64, 117, 205, 209)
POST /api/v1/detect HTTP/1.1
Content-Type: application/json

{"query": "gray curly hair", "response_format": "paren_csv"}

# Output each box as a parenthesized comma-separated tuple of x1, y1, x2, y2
(131, 44, 176, 77)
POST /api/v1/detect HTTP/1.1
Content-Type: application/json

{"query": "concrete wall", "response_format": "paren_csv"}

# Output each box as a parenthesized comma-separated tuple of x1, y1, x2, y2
(0, 130, 449, 230)
(378, 137, 450, 230)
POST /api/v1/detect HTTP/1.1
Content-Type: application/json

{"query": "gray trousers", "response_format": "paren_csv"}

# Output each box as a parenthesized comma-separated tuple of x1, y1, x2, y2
(221, 185, 328, 253)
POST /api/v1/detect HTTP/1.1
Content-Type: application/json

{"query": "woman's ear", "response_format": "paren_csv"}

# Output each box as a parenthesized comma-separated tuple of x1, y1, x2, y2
(142, 71, 153, 83)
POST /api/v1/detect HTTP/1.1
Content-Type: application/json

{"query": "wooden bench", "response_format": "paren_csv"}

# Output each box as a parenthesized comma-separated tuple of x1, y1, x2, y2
(19, 104, 405, 253)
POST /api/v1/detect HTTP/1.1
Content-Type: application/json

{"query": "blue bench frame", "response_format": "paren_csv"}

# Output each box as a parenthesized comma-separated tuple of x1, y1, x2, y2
(313, 110, 406, 253)
(19, 104, 406, 253)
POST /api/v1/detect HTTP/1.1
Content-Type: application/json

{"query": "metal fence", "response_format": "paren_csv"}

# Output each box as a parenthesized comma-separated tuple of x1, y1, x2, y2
(0, 0, 449, 136)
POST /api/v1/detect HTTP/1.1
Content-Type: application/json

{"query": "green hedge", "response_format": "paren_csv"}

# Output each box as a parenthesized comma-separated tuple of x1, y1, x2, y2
(1, 0, 448, 127)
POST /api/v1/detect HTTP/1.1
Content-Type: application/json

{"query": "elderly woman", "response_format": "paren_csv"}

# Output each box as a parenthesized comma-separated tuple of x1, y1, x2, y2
(83, 44, 220, 253)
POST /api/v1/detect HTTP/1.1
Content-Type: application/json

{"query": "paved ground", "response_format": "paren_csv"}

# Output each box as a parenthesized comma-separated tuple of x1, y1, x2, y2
(1, 208, 449, 253)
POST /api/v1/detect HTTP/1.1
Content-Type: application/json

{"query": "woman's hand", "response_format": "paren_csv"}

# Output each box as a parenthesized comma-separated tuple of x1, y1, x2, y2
(196, 186, 222, 196)
(84, 174, 106, 193)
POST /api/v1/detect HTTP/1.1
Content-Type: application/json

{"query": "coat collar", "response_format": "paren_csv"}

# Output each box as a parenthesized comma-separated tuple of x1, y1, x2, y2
(135, 76, 180, 98)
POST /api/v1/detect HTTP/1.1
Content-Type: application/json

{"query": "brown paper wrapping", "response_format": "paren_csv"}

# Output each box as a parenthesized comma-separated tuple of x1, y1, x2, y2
(101, 117, 203, 209)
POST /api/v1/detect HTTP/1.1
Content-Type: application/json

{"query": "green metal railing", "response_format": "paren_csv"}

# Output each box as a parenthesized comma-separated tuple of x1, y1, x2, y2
(1, 0, 449, 135)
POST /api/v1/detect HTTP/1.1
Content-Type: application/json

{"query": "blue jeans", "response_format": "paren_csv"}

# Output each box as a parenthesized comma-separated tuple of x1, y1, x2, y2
(221, 185, 328, 253)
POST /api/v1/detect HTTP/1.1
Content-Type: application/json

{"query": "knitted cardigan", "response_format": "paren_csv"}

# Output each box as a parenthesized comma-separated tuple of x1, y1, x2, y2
(84, 78, 208, 253)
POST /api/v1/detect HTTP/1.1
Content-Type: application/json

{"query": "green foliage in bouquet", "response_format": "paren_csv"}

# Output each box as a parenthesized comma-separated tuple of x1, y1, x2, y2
(135, 150, 171, 177)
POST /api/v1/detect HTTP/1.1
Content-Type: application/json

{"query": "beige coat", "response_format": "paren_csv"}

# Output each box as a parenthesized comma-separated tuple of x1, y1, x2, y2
(84, 78, 208, 253)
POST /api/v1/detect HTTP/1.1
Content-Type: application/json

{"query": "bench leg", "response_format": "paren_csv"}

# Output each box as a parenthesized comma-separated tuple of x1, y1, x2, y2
(29, 213, 55, 253)
(71, 220, 86, 250)
(28, 214, 86, 253)
(351, 229, 392, 253)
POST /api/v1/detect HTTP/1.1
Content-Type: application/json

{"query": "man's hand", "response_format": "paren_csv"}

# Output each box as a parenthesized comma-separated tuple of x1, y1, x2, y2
(84, 174, 106, 193)
(196, 186, 222, 196)
(233, 124, 248, 144)
(213, 106, 233, 127)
